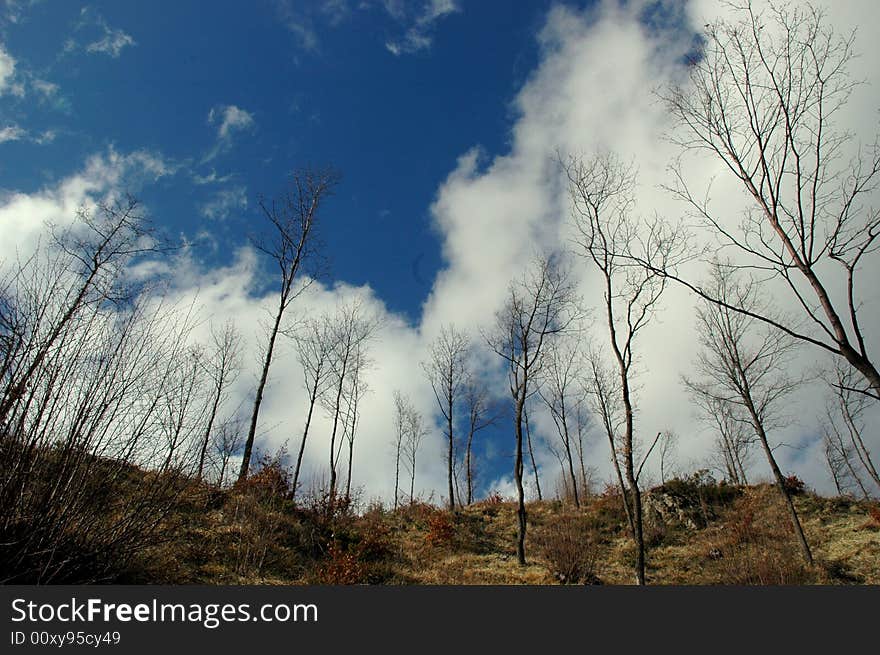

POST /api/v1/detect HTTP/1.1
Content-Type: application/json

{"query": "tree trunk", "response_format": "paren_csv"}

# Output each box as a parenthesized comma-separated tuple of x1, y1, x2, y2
(514, 395, 527, 566)
(524, 404, 542, 501)
(239, 304, 284, 482)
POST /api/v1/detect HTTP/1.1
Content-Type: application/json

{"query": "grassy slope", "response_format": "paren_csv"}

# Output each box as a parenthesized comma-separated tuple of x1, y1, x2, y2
(130, 477, 880, 586)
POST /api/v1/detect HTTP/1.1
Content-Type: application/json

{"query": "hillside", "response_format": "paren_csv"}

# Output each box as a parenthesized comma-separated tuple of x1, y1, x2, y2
(122, 469, 880, 586)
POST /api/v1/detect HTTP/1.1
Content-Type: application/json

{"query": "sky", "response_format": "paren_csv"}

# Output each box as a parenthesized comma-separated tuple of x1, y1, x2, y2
(2, 0, 879, 503)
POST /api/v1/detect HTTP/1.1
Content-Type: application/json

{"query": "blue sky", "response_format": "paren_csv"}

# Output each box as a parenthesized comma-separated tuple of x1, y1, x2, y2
(2, 0, 878, 501)
(1, 0, 559, 321)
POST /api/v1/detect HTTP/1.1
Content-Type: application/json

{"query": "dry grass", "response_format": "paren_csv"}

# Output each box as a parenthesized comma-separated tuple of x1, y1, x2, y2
(47, 462, 879, 586)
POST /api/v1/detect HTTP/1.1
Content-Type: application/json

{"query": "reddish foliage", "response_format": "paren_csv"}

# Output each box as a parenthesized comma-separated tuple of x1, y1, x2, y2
(425, 512, 455, 547)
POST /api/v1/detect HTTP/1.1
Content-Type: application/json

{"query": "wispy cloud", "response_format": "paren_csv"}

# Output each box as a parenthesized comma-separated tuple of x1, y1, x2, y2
(200, 186, 248, 220)
(385, 0, 459, 56)
(203, 105, 255, 163)
(86, 25, 135, 58)
(0, 124, 25, 143)
(193, 169, 234, 186)
(67, 8, 136, 59)
(0, 42, 23, 96)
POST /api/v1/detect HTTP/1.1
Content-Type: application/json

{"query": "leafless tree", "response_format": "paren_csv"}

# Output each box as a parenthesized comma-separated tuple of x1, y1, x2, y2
(289, 316, 334, 499)
(392, 390, 427, 506)
(239, 168, 339, 482)
(538, 335, 590, 507)
(0, 205, 214, 581)
(0, 197, 159, 431)
(392, 390, 407, 509)
(820, 362, 879, 497)
(486, 254, 580, 565)
(321, 299, 380, 503)
(655, 1, 880, 402)
(342, 342, 371, 504)
(702, 398, 754, 486)
(197, 320, 242, 480)
(565, 151, 687, 585)
(684, 264, 814, 564)
(522, 399, 543, 501)
(403, 400, 428, 504)
(461, 379, 498, 505)
(657, 430, 679, 485)
(422, 324, 470, 511)
(211, 416, 245, 487)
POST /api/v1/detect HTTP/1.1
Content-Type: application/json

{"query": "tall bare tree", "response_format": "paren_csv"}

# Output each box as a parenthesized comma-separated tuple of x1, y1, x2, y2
(422, 324, 469, 511)
(289, 316, 334, 499)
(461, 379, 497, 505)
(538, 335, 589, 507)
(654, 1, 880, 401)
(197, 320, 242, 480)
(342, 342, 371, 504)
(391, 390, 427, 506)
(565, 151, 687, 585)
(239, 168, 338, 482)
(321, 299, 379, 502)
(486, 254, 579, 565)
(684, 264, 814, 564)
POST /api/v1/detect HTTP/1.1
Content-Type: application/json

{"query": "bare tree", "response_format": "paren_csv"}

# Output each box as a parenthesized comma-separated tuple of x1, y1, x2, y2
(392, 390, 407, 509)
(212, 417, 244, 487)
(0, 197, 159, 431)
(565, 151, 687, 585)
(197, 320, 242, 480)
(538, 335, 589, 507)
(820, 362, 880, 497)
(486, 254, 580, 565)
(392, 390, 427, 506)
(289, 316, 334, 499)
(239, 168, 338, 482)
(461, 379, 497, 505)
(422, 324, 470, 511)
(657, 430, 679, 485)
(403, 401, 428, 504)
(703, 398, 754, 486)
(321, 299, 379, 503)
(342, 342, 371, 504)
(684, 264, 814, 564)
(655, 1, 880, 401)
(0, 209, 214, 581)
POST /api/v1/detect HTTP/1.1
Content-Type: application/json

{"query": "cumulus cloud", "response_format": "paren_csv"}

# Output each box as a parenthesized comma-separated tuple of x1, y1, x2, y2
(3, 0, 878, 503)
(420, 0, 880, 496)
(0, 147, 172, 263)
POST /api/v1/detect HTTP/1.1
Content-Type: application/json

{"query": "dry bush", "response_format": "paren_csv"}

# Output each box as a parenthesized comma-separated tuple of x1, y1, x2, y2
(425, 512, 456, 548)
(533, 514, 603, 584)
(313, 542, 366, 584)
(708, 489, 813, 585)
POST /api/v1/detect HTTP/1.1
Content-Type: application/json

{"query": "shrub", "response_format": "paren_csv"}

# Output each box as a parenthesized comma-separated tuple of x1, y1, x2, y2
(533, 514, 603, 584)
(782, 475, 806, 496)
(314, 542, 366, 584)
(425, 512, 456, 547)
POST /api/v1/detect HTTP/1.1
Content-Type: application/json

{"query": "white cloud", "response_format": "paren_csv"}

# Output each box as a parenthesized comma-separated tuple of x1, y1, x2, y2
(85, 23, 135, 58)
(204, 105, 255, 162)
(384, 0, 459, 55)
(419, 0, 880, 496)
(209, 105, 255, 141)
(200, 186, 248, 220)
(0, 42, 17, 94)
(0, 124, 24, 143)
